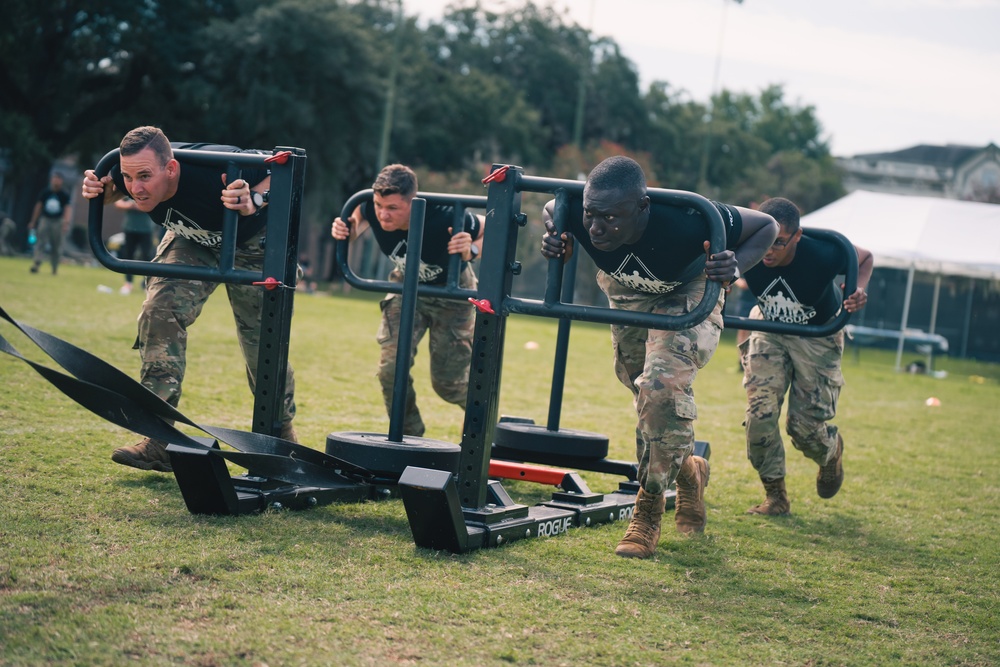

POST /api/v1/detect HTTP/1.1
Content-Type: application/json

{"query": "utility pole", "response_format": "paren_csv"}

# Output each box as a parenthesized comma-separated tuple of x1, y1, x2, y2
(376, 0, 404, 172)
(697, 0, 743, 193)
(572, 0, 597, 149)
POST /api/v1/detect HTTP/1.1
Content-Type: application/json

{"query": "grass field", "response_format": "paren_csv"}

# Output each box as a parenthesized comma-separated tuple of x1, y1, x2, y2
(1, 255, 998, 666)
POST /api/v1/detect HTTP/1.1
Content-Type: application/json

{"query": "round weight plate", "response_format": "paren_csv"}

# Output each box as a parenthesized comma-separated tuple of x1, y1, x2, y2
(325, 432, 461, 481)
(493, 422, 609, 459)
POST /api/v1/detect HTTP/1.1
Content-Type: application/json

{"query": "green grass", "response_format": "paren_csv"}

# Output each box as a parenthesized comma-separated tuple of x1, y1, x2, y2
(1, 255, 998, 666)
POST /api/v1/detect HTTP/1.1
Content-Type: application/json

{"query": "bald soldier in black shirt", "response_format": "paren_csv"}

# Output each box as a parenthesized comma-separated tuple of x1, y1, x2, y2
(542, 156, 778, 559)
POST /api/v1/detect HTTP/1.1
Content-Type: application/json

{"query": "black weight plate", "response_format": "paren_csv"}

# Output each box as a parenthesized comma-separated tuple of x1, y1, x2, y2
(326, 432, 461, 481)
(493, 422, 609, 459)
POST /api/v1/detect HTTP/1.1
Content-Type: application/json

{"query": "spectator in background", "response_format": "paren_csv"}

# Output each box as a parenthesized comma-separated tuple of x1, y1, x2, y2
(114, 197, 157, 294)
(0, 211, 16, 256)
(28, 172, 72, 275)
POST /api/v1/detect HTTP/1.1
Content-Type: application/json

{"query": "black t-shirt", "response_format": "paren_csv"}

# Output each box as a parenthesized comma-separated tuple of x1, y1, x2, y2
(743, 234, 848, 325)
(38, 188, 71, 219)
(565, 198, 743, 294)
(363, 201, 481, 285)
(111, 143, 270, 247)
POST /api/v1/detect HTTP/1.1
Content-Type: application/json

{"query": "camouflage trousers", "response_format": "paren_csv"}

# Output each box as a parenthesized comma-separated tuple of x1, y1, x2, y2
(740, 326, 845, 481)
(135, 230, 296, 425)
(599, 273, 725, 496)
(377, 267, 477, 437)
(32, 216, 65, 272)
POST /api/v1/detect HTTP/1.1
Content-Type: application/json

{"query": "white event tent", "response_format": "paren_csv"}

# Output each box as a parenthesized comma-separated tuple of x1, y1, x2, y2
(801, 190, 1000, 367)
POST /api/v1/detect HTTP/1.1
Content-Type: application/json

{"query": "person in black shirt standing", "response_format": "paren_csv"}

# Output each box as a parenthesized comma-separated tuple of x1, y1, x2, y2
(739, 196, 873, 515)
(81, 126, 298, 473)
(28, 172, 73, 275)
(542, 156, 778, 559)
(331, 164, 485, 437)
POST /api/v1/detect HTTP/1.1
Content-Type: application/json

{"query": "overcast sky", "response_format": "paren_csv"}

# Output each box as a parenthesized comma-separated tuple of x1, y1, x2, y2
(401, 0, 1000, 157)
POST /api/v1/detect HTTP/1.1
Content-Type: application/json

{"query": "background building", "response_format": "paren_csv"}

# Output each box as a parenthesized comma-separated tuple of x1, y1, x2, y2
(830, 144, 1000, 363)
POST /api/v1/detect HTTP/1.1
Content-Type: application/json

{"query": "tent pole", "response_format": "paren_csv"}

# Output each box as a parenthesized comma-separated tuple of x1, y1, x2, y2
(895, 265, 916, 372)
(960, 278, 975, 358)
(927, 274, 941, 370)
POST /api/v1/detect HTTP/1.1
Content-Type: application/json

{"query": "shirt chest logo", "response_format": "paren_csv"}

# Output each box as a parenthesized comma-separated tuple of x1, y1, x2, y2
(757, 277, 816, 324)
(610, 253, 681, 294)
(163, 208, 221, 248)
(389, 240, 442, 283)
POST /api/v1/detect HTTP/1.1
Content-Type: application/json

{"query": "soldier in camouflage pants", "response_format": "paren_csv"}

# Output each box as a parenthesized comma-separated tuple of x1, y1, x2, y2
(377, 266, 476, 437)
(332, 164, 484, 438)
(737, 196, 872, 515)
(600, 273, 725, 497)
(541, 156, 777, 559)
(82, 127, 297, 474)
(740, 326, 844, 482)
(137, 229, 296, 424)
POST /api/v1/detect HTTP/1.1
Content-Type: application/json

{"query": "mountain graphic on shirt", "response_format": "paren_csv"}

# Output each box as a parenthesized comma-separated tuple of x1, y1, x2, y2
(758, 277, 816, 324)
(388, 240, 442, 283)
(610, 253, 682, 294)
(163, 208, 221, 248)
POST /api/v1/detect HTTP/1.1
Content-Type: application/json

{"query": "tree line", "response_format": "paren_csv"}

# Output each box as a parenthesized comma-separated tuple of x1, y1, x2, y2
(1, 0, 843, 259)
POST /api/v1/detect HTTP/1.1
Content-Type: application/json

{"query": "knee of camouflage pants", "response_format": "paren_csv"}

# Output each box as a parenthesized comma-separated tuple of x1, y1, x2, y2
(787, 415, 838, 464)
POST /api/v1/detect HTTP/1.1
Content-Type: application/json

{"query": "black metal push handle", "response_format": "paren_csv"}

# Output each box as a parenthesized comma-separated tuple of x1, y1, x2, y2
(334, 189, 487, 299)
(505, 174, 725, 332)
(88, 148, 272, 285)
(722, 228, 858, 337)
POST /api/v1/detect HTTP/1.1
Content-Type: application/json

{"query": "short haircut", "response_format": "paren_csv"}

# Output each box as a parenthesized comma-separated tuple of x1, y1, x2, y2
(373, 164, 417, 198)
(758, 197, 801, 233)
(587, 156, 647, 197)
(120, 126, 173, 166)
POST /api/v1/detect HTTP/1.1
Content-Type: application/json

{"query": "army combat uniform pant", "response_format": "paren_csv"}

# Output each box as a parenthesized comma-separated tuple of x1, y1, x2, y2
(377, 267, 477, 437)
(599, 273, 724, 496)
(740, 327, 844, 481)
(135, 230, 296, 424)
(32, 216, 65, 272)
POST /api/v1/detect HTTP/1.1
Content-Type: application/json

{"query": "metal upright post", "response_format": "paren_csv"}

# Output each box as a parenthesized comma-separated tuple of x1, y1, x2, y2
(456, 165, 522, 510)
(387, 198, 426, 443)
(251, 148, 306, 437)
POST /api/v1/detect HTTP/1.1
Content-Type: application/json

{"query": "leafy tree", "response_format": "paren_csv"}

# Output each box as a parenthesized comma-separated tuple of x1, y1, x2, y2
(183, 0, 386, 225)
(635, 83, 707, 191)
(731, 151, 845, 212)
(693, 86, 842, 207)
(0, 0, 239, 238)
(427, 2, 599, 164)
(583, 41, 648, 149)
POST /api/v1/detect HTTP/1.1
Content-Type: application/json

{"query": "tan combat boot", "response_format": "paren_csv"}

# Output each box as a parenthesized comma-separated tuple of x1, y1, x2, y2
(817, 434, 844, 499)
(675, 455, 710, 535)
(614, 487, 666, 559)
(111, 437, 172, 472)
(746, 477, 790, 516)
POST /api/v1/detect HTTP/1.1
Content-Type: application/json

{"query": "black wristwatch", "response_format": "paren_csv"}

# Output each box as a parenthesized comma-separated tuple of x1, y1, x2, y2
(251, 190, 268, 213)
(468, 243, 480, 260)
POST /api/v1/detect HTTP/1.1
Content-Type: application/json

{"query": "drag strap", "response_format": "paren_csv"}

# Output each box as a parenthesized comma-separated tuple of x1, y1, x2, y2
(0, 306, 370, 485)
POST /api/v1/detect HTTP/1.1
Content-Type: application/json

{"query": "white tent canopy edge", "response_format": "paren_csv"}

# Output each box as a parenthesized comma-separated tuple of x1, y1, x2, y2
(800, 190, 1000, 367)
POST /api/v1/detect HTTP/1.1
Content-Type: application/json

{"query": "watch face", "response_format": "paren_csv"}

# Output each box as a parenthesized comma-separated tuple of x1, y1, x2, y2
(252, 192, 264, 207)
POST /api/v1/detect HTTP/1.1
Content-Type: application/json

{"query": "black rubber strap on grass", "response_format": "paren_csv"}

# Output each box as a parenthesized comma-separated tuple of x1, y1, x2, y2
(0, 305, 371, 485)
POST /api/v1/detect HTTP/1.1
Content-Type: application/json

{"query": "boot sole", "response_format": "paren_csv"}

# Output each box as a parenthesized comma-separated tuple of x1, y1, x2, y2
(614, 547, 655, 559)
(746, 506, 791, 516)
